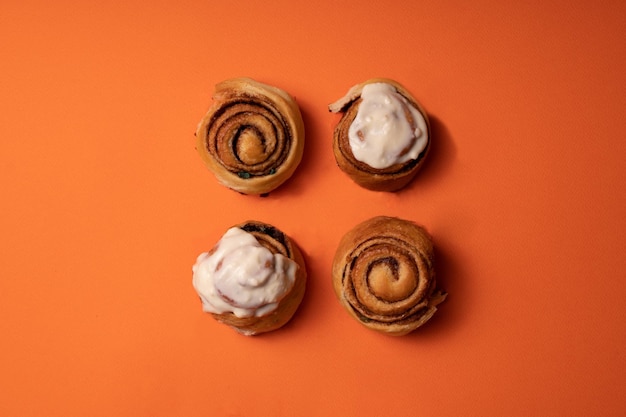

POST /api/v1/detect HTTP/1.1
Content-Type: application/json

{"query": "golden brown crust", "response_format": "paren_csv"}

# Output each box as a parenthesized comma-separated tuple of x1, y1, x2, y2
(196, 78, 305, 195)
(329, 78, 430, 192)
(332, 216, 446, 336)
(211, 221, 307, 335)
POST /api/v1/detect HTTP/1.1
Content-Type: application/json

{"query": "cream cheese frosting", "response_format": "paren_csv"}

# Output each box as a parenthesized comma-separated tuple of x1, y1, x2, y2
(348, 83, 428, 169)
(192, 227, 298, 318)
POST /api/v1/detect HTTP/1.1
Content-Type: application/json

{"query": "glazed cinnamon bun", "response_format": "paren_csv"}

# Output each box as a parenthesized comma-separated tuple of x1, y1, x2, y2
(193, 221, 307, 335)
(329, 79, 430, 192)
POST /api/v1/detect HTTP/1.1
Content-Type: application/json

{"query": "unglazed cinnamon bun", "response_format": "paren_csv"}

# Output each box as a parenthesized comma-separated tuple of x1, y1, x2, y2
(196, 78, 305, 195)
(329, 79, 430, 192)
(332, 216, 446, 336)
(192, 221, 307, 335)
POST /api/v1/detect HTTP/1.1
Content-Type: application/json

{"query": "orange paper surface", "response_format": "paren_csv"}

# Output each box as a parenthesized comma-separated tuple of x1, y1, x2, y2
(1, 1, 625, 416)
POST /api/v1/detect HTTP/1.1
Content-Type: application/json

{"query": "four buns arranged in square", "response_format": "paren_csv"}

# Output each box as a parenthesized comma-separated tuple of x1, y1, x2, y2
(193, 78, 445, 336)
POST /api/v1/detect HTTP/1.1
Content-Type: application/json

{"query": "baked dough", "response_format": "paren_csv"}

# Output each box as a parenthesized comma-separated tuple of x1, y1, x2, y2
(329, 78, 431, 192)
(332, 216, 446, 335)
(196, 78, 305, 195)
(193, 221, 307, 335)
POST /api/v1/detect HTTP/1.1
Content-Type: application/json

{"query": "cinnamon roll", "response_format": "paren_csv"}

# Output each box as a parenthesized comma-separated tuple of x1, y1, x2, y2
(329, 79, 430, 192)
(196, 78, 305, 195)
(192, 221, 307, 335)
(332, 216, 446, 336)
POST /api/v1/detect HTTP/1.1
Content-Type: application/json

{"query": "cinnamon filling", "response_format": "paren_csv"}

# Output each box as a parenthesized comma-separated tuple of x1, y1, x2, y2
(240, 222, 291, 258)
(205, 98, 291, 178)
(341, 236, 433, 325)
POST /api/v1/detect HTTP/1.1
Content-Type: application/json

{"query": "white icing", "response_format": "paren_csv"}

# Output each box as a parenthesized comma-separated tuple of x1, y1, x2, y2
(192, 227, 298, 318)
(348, 83, 428, 169)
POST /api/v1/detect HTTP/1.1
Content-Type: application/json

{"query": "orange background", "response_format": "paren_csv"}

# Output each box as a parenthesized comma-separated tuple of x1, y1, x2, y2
(1, 0, 625, 416)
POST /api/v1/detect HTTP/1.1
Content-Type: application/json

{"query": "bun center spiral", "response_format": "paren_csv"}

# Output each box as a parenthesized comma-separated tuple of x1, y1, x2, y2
(209, 99, 290, 177)
(344, 236, 431, 320)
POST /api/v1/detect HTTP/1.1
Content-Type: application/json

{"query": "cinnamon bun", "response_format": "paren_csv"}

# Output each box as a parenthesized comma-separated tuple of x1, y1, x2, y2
(332, 216, 446, 335)
(329, 79, 430, 192)
(193, 221, 307, 335)
(196, 78, 305, 195)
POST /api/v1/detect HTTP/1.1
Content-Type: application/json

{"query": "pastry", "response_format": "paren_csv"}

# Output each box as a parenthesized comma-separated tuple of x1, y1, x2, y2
(192, 221, 307, 335)
(196, 78, 305, 195)
(332, 216, 446, 336)
(329, 79, 430, 192)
